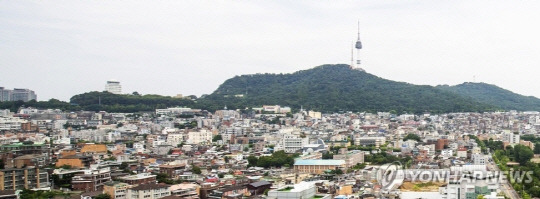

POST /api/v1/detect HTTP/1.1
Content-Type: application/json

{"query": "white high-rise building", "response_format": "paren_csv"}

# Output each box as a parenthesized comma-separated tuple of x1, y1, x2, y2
(0, 87, 36, 102)
(187, 129, 213, 145)
(502, 131, 520, 144)
(281, 134, 309, 153)
(105, 80, 122, 94)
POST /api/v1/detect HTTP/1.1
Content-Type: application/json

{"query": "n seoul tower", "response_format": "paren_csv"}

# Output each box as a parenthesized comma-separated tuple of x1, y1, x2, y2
(354, 21, 364, 71)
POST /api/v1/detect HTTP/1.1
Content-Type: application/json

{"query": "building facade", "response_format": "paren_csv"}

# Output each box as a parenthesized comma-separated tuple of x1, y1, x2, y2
(293, 159, 346, 174)
(333, 150, 364, 168)
(104, 181, 131, 199)
(0, 166, 49, 190)
(281, 135, 309, 154)
(0, 87, 36, 102)
(128, 183, 171, 199)
(105, 80, 122, 94)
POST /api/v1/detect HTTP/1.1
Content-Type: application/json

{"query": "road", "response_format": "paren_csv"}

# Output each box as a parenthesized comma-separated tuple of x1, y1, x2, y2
(487, 157, 520, 199)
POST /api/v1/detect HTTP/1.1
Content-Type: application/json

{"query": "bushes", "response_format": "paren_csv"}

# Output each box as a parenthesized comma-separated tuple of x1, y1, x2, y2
(247, 151, 298, 168)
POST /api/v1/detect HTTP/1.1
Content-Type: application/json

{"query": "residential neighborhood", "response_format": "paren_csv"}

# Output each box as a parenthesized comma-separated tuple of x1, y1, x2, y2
(1, 105, 538, 199)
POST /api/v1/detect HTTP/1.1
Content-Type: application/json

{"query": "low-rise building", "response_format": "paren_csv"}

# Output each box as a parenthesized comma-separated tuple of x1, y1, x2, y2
(333, 150, 364, 168)
(118, 173, 157, 185)
(103, 181, 131, 199)
(355, 137, 386, 147)
(128, 183, 171, 199)
(293, 159, 346, 174)
(267, 181, 331, 199)
(71, 167, 112, 192)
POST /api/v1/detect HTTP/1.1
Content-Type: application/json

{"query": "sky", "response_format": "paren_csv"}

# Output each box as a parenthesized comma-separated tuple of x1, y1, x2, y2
(1, 1, 540, 101)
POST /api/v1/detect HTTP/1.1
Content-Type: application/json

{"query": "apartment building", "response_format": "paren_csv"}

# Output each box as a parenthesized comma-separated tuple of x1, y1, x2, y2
(281, 134, 309, 154)
(0, 166, 49, 190)
(71, 167, 112, 191)
(187, 130, 213, 145)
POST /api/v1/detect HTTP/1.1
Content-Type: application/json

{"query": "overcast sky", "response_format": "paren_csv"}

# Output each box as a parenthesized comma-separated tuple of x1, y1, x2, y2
(2, 1, 540, 101)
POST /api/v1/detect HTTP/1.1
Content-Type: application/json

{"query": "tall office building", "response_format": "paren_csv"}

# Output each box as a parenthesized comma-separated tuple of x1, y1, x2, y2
(0, 87, 11, 102)
(0, 87, 36, 102)
(11, 89, 37, 102)
(105, 80, 122, 94)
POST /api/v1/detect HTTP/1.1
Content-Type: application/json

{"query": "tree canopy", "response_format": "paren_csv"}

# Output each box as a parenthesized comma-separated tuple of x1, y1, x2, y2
(198, 64, 495, 113)
(403, 134, 421, 142)
(247, 151, 298, 168)
(438, 82, 540, 111)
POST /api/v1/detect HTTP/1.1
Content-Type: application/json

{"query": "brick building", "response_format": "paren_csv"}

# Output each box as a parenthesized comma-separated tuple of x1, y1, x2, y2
(71, 167, 112, 191)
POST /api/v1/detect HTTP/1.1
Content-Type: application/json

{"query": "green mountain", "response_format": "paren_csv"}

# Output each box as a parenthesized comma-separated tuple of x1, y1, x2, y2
(0, 92, 195, 113)
(198, 64, 495, 113)
(437, 82, 540, 111)
(70, 91, 194, 112)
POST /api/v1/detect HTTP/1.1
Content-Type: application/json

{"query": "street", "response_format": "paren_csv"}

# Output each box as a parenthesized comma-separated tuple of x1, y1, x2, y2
(487, 159, 520, 199)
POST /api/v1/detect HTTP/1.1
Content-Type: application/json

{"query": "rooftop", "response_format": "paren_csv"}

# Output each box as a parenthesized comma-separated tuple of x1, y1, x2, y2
(131, 183, 170, 191)
(294, 159, 345, 166)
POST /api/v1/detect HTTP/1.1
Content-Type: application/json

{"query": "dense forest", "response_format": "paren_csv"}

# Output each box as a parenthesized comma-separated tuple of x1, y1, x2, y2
(4, 64, 540, 113)
(437, 82, 540, 111)
(0, 92, 194, 113)
(198, 64, 496, 113)
(70, 91, 194, 112)
(0, 99, 77, 112)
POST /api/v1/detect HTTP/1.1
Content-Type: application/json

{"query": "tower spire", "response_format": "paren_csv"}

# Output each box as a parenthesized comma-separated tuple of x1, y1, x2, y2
(351, 42, 354, 69)
(354, 20, 364, 71)
(357, 20, 361, 41)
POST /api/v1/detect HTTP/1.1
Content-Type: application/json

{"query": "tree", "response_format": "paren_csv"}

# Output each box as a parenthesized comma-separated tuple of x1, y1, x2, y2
(156, 173, 174, 184)
(192, 165, 202, 174)
(61, 165, 72, 169)
(286, 112, 293, 118)
(513, 144, 533, 165)
(534, 143, 540, 154)
(522, 192, 532, 199)
(248, 150, 296, 168)
(322, 152, 334, 159)
(120, 162, 128, 170)
(95, 194, 111, 199)
(212, 135, 222, 142)
(247, 156, 258, 167)
(528, 186, 540, 197)
(403, 134, 421, 142)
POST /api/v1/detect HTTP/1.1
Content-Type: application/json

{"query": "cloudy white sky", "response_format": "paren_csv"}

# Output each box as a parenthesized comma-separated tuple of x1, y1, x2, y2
(1, 1, 540, 101)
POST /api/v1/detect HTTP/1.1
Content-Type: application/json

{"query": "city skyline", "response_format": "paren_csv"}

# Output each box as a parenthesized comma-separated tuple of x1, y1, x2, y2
(2, 1, 540, 101)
